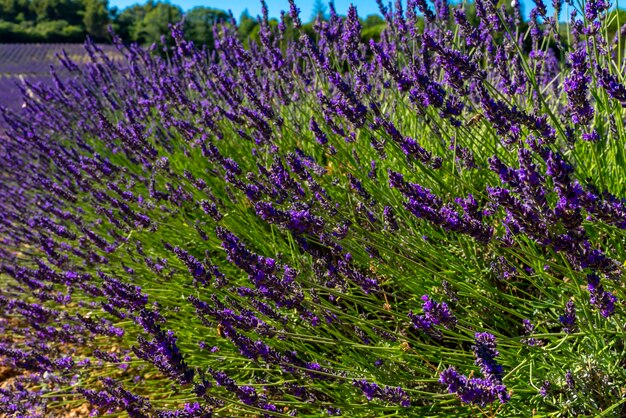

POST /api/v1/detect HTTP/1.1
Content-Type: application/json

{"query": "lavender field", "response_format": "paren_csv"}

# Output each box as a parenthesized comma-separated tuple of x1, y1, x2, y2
(1, 0, 626, 417)
(0, 44, 120, 112)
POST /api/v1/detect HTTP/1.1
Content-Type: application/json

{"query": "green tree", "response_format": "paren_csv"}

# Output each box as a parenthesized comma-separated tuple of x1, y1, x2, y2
(0, 0, 18, 20)
(363, 14, 384, 28)
(34, 18, 83, 40)
(133, 1, 182, 44)
(30, 0, 82, 23)
(113, 1, 153, 42)
(82, 0, 109, 40)
(184, 6, 228, 47)
(237, 9, 257, 45)
(361, 14, 385, 42)
(15, 0, 36, 22)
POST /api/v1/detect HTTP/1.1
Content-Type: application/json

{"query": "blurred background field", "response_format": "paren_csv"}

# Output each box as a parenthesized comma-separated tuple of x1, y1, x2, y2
(0, 44, 121, 112)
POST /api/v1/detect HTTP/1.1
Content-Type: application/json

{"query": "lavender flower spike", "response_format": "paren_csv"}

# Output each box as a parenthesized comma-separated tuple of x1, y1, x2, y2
(473, 332, 504, 383)
(559, 299, 577, 334)
(408, 295, 457, 334)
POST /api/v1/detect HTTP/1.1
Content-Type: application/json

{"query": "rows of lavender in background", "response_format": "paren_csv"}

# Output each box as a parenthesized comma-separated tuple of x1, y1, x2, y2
(0, 44, 120, 112)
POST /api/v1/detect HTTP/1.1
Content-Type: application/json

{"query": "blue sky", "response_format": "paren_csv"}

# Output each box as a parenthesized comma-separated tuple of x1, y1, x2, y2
(108, 0, 384, 17)
(108, 0, 564, 21)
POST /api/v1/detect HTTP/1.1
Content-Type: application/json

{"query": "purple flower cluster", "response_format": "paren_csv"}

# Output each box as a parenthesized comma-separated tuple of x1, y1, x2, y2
(194, 368, 277, 413)
(79, 377, 153, 416)
(408, 295, 457, 336)
(352, 379, 411, 407)
(132, 310, 194, 385)
(597, 67, 626, 106)
(439, 367, 510, 407)
(586, 274, 617, 317)
(559, 300, 577, 334)
(157, 402, 212, 418)
(564, 47, 594, 126)
(389, 171, 493, 242)
(473, 332, 504, 382)
(216, 226, 305, 309)
(440, 333, 509, 406)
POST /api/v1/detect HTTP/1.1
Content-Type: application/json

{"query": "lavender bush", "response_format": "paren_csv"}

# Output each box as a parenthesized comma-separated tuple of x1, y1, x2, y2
(1, 0, 626, 416)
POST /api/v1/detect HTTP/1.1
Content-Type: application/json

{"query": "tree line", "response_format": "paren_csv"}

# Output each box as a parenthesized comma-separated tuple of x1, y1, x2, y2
(1, 0, 625, 48)
(0, 0, 387, 45)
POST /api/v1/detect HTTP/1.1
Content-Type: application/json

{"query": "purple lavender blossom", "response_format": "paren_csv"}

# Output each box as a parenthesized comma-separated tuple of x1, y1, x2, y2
(389, 170, 492, 242)
(286, 0, 302, 28)
(584, 0, 609, 21)
(565, 370, 575, 390)
(559, 300, 577, 334)
(439, 367, 510, 406)
(473, 332, 504, 383)
(133, 311, 194, 385)
(564, 47, 594, 126)
(99, 272, 148, 312)
(79, 377, 152, 416)
(408, 295, 457, 334)
(440, 333, 509, 406)
(352, 379, 411, 407)
(309, 117, 329, 145)
(597, 67, 626, 106)
(157, 402, 212, 418)
(586, 274, 617, 317)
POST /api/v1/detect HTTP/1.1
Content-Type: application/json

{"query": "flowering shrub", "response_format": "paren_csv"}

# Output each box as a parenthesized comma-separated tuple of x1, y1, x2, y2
(1, 0, 626, 416)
